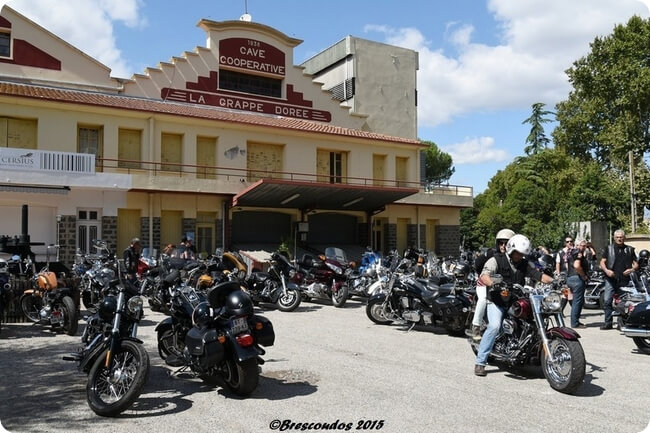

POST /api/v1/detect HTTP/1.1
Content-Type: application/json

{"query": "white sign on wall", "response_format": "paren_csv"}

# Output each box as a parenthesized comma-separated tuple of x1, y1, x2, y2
(0, 148, 95, 174)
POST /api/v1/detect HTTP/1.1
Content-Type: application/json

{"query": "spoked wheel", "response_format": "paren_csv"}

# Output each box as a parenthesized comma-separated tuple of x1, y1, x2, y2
(541, 338, 586, 394)
(365, 298, 393, 325)
(61, 296, 79, 336)
(276, 289, 301, 312)
(331, 285, 348, 308)
(223, 358, 259, 396)
(20, 293, 42, 322)
(87, 340, 150, 417)
(632, 337, 650, 354)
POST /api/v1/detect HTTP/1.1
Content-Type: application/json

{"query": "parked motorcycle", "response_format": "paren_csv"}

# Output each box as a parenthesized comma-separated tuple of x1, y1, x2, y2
(63, 259, 149, 417)
(292, 247, 350, 307)
(77, 240, 116, 309)
(366, 260, 472, 336)
(156, 279, 275, 396)
(20, 253, 79, 336)
(245, 252, 302, 311)
(346, 247, 382, 298)
(615, 270, 650, 353)
(582, 269, 606, 309)
(469, 277, 586, 394)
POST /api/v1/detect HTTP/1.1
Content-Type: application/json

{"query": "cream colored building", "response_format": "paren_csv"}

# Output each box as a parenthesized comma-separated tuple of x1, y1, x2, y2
(0, 5, 471, 267)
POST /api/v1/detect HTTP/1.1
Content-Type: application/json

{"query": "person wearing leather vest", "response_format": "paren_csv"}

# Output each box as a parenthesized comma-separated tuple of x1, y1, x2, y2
(474, 234, 554, 377)
(599, 229, 638, 330)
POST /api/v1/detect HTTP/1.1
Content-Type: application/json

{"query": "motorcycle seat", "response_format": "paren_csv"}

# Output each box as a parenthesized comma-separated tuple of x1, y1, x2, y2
(250, 272, 270, 284)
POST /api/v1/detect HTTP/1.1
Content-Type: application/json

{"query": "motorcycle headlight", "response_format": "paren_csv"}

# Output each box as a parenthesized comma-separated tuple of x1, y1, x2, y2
(127, 295, 144, 313)
(288, 268, 296, 278)
(542, 291, 562, 311)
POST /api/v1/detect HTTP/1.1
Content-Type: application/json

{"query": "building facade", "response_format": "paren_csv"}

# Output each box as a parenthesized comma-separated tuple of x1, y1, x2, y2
(0, 5, 472, 267)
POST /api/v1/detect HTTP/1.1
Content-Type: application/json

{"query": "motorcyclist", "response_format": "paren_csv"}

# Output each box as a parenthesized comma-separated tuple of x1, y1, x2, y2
(123, 237, 142, 282)
(474, 234, 554, 376)
(470, 228, 515, 341)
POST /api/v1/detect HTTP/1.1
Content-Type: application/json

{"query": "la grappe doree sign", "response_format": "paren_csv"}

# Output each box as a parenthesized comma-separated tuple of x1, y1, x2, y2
(161, 38, 332, 122)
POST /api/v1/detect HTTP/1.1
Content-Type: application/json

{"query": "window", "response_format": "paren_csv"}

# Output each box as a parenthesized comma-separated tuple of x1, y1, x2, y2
(0, 32, 10, 58)
(0, 117, 37, 149)
(219, 69, 281, 98)
(317, 150, 347, 184)
(396, 156, 408, 187)
(161, 133, 182, 172)
(197, 136, 217, 179)
(78, 125, 103, 171)
(196, 212, 216, 256)
(246, 142, 283, 182)
(77, 208, 101, 254)
(118, 128, 141, 169)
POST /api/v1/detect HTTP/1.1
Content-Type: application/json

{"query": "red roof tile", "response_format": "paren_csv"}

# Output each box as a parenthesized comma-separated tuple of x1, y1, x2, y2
(0, 81, 424, 147)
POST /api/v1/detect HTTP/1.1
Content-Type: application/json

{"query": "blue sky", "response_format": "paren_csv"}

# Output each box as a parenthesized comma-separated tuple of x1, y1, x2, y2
(2, 0, 650, 195)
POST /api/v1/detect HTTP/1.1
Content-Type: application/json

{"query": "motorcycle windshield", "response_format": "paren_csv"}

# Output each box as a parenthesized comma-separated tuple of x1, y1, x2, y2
(325, 247, 347, 263)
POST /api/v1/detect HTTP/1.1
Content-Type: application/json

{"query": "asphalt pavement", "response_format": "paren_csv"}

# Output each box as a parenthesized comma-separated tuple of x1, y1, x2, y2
(0, 298, 649, 433)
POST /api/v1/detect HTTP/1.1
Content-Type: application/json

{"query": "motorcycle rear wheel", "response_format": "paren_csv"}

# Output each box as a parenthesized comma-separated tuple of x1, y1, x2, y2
(87, 340, 150, 417)
(276, 288, 301, 312)
(632, 337, 650, 354)
(157, 328, 184, 360)
(60, 295, 79, 336)
(20, 293, 42, 322)
(223, 358, 259, 396)
(366, 298, 393, 325)
(541, 338, 585, 395)
(331, 285, 348, 308)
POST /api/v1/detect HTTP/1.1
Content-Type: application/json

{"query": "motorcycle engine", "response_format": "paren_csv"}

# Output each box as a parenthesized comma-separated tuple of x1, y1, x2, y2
(502, 318, 517, 335)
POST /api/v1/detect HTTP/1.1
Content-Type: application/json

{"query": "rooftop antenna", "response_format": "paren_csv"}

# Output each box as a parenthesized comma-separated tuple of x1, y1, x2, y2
(239, 0, 252, 21)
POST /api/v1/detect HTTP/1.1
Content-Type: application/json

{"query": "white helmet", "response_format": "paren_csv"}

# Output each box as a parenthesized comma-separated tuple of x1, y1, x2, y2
(506, 234, 531, 256)
(495, 229, 515, 242)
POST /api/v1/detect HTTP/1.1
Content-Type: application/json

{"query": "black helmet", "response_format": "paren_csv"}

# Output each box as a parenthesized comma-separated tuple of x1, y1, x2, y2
(224, 290, 253, 316)
(639, 249, 649, 268)
(98, 295, 118, 322)
(192, 301, 213, 327)
(538, 254, 555, 275)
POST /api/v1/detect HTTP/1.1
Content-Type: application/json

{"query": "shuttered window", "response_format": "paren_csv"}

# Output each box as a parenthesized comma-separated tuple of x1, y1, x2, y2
(0, 117, 37, 149)
(118, 128, 141, 169)
(161, 133, 182, 172)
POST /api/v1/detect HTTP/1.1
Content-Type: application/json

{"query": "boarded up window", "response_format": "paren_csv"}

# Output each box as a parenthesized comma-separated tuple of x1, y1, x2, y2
(161, 210, 183, 250)
(117, 208, 141, 253)
(197, 136, 217, 179)
(246, 142, 283, 182)
(373, 154, 386, 186)
(396, 156, 408, 187)
(0, 117, 37, 149)
(397, 217, 409, 255)
(118, 128, 141, 169)
(78, 125, 103, 171)
(161, 133, 182, 172)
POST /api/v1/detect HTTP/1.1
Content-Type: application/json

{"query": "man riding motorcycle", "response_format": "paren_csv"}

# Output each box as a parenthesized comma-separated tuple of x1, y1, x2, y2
(473, 234, 554, 377)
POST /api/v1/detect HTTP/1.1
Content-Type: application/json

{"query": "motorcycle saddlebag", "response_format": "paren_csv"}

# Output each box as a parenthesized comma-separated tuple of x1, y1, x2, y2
(432, 296, 464, 317)
(250, 315, 275, 347)
(626, 300, 650, 327)
(185, 327, 224, 368)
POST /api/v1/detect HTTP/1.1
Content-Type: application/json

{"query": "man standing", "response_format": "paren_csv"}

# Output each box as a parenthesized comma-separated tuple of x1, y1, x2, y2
(599, 229, 638, 330)
(566, 239, 589, 329)
(123, 237, 142, 281)
(555, 236, 574, 315)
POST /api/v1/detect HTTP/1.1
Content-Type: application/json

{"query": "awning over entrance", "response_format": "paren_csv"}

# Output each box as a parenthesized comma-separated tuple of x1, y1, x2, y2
(232, 178, 419, 212)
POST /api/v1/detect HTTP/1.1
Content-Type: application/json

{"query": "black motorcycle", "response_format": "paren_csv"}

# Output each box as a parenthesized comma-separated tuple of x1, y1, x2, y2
(156, 280, 274, 396)
(245, 252, 301, 311)
(615, 269, 650, 353)
(63, 261, 149, 417)
(469, 278, 586, 394)
(366, 262, 472, 336)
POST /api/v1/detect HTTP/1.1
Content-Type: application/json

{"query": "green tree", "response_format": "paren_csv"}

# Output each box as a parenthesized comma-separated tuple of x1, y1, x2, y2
(522, 102, 554, 155)
(421, 139, 455, 185)
(553, 16, 650, 167)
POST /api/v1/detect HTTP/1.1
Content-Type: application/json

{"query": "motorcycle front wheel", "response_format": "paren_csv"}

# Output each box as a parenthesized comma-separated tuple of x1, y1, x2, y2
(87, 340, 150, 417)
(365, 298, 393, 325)
(20, 293, 42, 322)
(276, 288, 301, 312)
(223, 358, 259, 396)
(331, 285, 348, 308)
(632, 337, 650, 354)
(541, 338, 585, 395)
(60, 295, 79, 336)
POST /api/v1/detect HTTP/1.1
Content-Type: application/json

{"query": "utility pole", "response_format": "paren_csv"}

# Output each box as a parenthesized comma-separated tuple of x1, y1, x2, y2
(629, 150, 636, 233)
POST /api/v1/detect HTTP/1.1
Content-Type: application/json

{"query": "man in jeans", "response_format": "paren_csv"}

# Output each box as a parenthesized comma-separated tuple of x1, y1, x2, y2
(599, 229, 638, 330)
(566, 239, 588, 329)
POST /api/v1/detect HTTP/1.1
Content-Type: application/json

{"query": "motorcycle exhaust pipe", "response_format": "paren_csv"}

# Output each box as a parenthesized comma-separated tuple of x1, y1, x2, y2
(621, 326, 650, 338)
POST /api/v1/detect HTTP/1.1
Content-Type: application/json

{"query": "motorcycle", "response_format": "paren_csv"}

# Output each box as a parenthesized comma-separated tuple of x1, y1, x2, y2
(346, 247, 382, 298)
(156, 279, 275, 396)
(63, 259, 150, 417)
(582, 269, 606, 309)
(20, 252, 79, 336)
(469, 277, 586, 394)
(78, 240, 116, 309)
(615, 270, 650, 353)
(292, 247, 350, 307)
(0, 258, 9, 333)
(366, 259, 472, 336)
(244, 251, 302, 311)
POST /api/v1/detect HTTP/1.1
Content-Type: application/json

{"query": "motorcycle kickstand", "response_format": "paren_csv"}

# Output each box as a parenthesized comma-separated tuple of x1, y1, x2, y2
(406, 322, 416, 333)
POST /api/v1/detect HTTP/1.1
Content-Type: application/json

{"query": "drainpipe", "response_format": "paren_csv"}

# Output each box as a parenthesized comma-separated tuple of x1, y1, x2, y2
(149, 193, 154, 251)
(148, 117, 155, 172)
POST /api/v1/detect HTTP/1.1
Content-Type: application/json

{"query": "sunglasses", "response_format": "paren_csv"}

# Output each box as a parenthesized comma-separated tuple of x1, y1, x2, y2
(565, 240, 573, 244)
(498, 240, 508, 245)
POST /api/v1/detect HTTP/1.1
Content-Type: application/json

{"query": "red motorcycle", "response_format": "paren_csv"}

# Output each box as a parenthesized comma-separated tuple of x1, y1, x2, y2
(292, 247, 350, 307)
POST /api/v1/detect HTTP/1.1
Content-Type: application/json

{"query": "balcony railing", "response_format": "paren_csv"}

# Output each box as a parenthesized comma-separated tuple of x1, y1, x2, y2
(97, 157, 472, 197)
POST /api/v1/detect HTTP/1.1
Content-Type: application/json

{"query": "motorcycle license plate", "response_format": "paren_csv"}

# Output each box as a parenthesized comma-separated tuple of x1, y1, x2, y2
(50, 310, 63, 324)
(230, 317, 248, 334)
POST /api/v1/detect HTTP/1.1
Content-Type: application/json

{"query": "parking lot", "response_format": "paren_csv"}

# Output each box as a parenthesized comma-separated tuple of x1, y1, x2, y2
(1, 297, 649, 433)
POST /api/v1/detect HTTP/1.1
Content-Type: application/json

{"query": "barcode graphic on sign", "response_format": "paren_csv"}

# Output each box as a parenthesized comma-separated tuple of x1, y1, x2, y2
(39, 152, 95, 174)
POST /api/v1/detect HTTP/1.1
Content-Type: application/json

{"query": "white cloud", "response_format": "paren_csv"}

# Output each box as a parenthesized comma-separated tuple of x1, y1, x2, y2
(368, 0, 650, 128)
(442, 137, 510, 164)
(0, 0, 145, 78)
